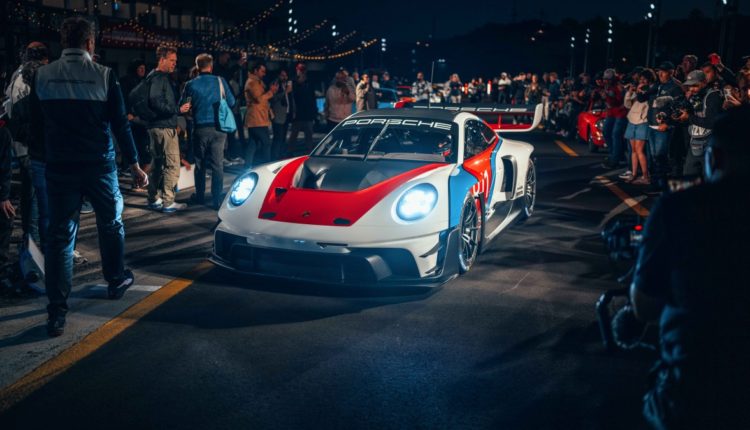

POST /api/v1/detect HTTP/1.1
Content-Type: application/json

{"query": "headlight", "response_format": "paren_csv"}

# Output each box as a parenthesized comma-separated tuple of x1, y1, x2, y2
(395, 184, 438, 222)
(229, 173, 258, 207)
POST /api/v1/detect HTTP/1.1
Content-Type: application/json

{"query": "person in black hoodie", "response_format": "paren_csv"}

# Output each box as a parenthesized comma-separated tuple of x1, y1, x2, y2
(288, 71, 317, 153)
(120, 58, 151, 182)
(0, 111, 14, 271)
(145, 45, 186, 213)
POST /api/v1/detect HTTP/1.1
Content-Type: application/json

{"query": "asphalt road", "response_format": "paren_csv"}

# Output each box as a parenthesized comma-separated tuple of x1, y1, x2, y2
(0, 133, 657, 429)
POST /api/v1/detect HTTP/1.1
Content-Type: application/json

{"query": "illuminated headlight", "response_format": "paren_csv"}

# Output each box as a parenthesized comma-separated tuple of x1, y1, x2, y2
(229, 173, 258, 207)
(595, 119, 605, 132)
(395, 184, 438, 222)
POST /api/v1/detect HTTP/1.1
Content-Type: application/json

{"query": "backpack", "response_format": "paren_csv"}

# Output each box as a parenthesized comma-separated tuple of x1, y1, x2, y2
(128, 76, 157, 121)
(4, 71, 33, 148)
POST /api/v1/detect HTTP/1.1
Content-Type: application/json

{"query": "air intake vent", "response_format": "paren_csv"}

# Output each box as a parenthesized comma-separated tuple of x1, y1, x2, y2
(333, 218, 351, 225)
(260, 212, 276, 219)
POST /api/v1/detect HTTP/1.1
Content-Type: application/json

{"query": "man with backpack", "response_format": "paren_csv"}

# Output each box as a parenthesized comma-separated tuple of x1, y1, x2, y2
(178, 53, 235, 210)
(3, 42, 49, 245)
(131, 45, 185, 213)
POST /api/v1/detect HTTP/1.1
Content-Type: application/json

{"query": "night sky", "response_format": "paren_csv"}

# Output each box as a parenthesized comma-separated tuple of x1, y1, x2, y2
(285, 0, 750, 41)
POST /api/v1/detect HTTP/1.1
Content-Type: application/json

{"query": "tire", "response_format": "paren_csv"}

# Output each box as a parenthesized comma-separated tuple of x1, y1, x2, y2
(519, 160, 537, 221)
(588, 129, 599, 153)
(458, 194, 482, 274)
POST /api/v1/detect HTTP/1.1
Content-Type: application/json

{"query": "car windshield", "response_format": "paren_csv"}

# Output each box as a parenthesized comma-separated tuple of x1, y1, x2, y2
(312, 118, 459, 163)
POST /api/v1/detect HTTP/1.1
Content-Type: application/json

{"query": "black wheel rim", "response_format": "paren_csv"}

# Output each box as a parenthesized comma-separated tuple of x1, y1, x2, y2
(525, 162, 536, 212)
(460, 199, 480, 268)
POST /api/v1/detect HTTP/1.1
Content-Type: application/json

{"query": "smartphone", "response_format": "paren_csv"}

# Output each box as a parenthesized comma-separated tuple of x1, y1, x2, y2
(724, 87, 733, 98)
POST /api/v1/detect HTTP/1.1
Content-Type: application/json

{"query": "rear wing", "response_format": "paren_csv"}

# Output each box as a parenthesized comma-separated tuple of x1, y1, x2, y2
(395, 102, 543, 133)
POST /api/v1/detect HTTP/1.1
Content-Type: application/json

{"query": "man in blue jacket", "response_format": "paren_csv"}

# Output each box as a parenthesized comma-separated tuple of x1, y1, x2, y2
(179, 54, 235, 209)
(31, 17, 148, 337)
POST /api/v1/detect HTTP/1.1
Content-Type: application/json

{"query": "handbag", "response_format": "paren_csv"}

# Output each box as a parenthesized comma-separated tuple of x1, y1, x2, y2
(217, 77, 237, 133)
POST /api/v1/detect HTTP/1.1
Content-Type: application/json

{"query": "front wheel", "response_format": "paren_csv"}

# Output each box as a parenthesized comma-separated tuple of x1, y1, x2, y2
(588, 130, 599, 153)
(519, 160, 536, 221)
(458, 195, 482, 274)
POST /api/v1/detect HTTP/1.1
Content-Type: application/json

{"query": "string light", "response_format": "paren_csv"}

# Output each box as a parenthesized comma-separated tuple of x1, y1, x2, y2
(281, 38, 378, 61)
(12, 0, 374, 62)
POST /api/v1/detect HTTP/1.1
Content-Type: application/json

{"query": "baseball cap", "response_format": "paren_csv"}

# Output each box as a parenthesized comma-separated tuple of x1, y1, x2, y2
(682, 54, 698, 63)
(656, 61, 676, 71)
(683, 70, 706, 86)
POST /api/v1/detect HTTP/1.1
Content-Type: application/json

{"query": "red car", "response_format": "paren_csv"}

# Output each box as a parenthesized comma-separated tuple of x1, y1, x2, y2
(576, 108, 606, 153)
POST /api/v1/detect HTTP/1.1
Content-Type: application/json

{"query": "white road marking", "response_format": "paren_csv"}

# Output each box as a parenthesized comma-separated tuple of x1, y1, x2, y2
(500, 272, 531, 295)
(597, 195, 648, 229)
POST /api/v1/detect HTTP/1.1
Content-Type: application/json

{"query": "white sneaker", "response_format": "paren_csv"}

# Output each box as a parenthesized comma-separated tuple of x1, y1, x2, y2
(147, 198, 163, 211)
(73, 250, 88, 265)
(618, 170, 633, 180)
(161, 202, 187, 213)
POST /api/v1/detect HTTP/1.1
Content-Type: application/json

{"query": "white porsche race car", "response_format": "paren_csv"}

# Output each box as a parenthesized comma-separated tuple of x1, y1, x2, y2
(211, 104, 541, 287)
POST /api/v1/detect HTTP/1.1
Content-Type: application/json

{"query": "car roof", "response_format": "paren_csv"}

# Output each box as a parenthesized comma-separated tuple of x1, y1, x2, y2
(349, 108, 459, 122)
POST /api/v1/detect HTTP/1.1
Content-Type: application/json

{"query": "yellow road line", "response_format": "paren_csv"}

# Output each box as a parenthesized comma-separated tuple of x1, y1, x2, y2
(554, 139, 579, 157)
(594, 175, 651, 217)
(0, 260, 214, 413)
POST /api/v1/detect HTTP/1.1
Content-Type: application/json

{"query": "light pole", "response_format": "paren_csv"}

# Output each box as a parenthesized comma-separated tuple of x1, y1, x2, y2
(288, 0, 297, 35)
(569, 36, 576, 78)
(652, 0, 661, 65)
(380, 38, 387, 68)
(606, 16, 613, 68)
(645, 3, 655, 67)
(583, 28, 590, 74)
(719, 0, 737, 61)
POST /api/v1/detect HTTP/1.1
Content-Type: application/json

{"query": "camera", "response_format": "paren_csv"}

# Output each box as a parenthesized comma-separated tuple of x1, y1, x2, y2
(596, 217, 657, 353)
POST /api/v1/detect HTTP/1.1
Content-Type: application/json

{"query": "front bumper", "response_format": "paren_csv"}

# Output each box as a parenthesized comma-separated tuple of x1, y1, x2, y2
(210, 228, 461, 287)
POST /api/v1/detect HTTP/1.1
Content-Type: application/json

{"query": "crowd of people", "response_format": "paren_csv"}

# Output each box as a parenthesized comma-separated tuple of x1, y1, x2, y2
(435, 53, 750, 188)
(1, 15, 749, 429)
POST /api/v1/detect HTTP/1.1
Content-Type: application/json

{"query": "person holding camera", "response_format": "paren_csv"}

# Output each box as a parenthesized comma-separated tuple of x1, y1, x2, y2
(243, 62, 278, 168)
(672, 70, 723, 178)
(325, 71, 355, 132)
(631, 105, 750, 430)
(412, 72, 432, 102)
(637, 62, 685, 188)
(623, 69, 655, 184)
(356, 73, 376, 112)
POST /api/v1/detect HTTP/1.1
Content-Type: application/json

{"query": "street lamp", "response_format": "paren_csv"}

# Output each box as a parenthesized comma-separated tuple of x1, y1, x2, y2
(583, 28, 590, 74)
(569, 36, 576, 77)
(606, 16, 613, 67)
(288, 1, 296, 34)
(719, 0, 738, 60)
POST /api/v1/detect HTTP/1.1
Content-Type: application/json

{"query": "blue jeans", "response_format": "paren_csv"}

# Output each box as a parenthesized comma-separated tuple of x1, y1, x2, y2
(648, 128, 673, 181)
(246, 127, 271, 169)
(193, 127, 227, 208)
(603, 116, 627, 165)
(30, 160, 49, 248)
(45, 165, 125, 318)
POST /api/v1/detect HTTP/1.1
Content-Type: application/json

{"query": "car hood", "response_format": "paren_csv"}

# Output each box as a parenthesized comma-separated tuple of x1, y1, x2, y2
(255, 156, 446, 227)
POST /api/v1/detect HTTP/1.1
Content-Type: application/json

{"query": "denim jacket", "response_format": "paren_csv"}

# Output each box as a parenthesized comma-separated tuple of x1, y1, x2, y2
(180, 73, 235, 128)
